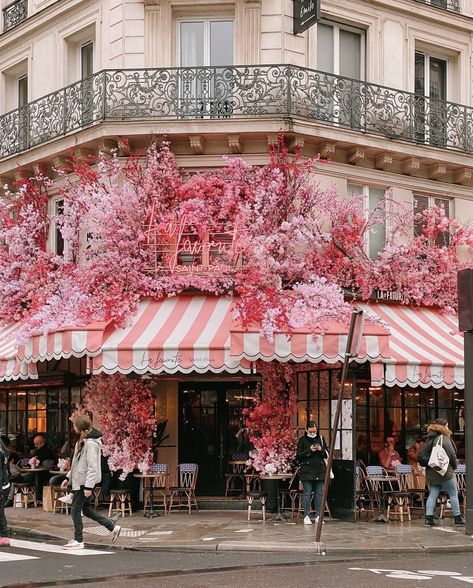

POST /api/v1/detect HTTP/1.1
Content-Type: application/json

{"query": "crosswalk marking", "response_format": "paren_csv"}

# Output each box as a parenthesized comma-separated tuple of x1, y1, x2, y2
(0, 552, 38, 562)
(10, 539, 114, 556)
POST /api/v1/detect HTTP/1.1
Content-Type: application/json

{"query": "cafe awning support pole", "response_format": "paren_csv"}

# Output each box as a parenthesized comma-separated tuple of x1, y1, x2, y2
(315, 309, 365, 544)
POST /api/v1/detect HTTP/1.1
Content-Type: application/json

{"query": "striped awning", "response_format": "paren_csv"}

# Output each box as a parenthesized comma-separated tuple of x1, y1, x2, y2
(0, 323, 38, 381)
(91, 296, 250, 375)
(229, 320, 391, 364)
(364, 304, 464, 389)
(18, 321, 109, 363)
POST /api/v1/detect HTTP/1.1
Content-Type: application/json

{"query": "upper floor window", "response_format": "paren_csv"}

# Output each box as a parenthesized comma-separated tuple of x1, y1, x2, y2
(178, 18, 234, 67)
(347, 184, 386, 260)
(413, 194, 450, 246)
(316, 21, 365, 80)
(53, 199, 64, 256)
(80, 41, 93, 80)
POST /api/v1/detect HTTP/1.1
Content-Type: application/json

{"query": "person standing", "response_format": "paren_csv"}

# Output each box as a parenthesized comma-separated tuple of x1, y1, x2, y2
(296, 420, 328, 525)
(0, 435, 11, 546)
(61, 415, 121, 549)
(418, 418, 464, 526)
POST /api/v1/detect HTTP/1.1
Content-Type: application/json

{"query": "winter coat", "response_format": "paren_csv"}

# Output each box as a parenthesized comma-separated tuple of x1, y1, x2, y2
(67, 429, 103, 491)
(417, 423, 457, 487)
(0, 438, 10, 490)
(296, 433, 328, 481)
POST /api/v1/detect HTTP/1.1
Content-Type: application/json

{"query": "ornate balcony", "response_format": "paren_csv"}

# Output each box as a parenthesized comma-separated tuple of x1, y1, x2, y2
(414, 0, 460, 12)
(2, 0, 27, 32)
(1, 65, 473, 161)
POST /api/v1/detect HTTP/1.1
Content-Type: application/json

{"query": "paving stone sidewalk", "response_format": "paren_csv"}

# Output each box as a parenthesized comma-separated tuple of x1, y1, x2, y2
(6, 507, 473, 554)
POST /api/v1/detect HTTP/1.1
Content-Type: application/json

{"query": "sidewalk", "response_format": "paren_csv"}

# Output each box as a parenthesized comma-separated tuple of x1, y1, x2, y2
(6, 507, 473, 555)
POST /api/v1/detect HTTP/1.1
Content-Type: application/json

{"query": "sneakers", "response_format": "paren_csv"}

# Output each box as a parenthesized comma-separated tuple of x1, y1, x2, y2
(62, 540, 84, 550)
(111, 524, 122, 543)
(315, 515, 325, 525)
(58, 493, 74, 506)
(455, 515, 465, 526)
(425, 515, 435, 526)
(303, 515, 312, 525)
(0, 537, 10, 546)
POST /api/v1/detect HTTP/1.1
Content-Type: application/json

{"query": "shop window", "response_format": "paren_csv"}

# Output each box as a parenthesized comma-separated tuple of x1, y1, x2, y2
(414, 194, 451, 246)
(347, 184, 387, 260)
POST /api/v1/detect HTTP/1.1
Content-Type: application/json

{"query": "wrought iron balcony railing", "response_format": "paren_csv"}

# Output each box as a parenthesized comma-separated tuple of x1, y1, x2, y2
(414, 0, 460, 12)
(2, 0, 27, 32)
(1, 65, 473, 160)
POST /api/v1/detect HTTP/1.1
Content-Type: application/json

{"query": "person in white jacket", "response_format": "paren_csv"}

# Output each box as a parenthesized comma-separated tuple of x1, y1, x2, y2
(61, 415, 121, 550)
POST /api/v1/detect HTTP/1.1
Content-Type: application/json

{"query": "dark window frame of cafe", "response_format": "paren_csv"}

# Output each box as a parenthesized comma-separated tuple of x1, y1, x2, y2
(293, 0, 320, 35)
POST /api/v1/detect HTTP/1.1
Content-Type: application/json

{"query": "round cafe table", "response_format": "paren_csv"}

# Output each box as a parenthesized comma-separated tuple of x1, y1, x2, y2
(259, 474, 292, 522)
(134, 473, 169, 518)
(18, 467, 51, 502)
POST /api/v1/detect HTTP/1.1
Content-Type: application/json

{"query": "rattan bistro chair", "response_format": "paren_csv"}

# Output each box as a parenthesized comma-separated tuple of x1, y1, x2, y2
(144, 463, 169, 514)
(168, 463, 199, 514)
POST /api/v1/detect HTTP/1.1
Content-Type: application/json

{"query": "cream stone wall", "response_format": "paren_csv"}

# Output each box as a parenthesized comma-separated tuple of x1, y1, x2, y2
(153, 380, 178, 473)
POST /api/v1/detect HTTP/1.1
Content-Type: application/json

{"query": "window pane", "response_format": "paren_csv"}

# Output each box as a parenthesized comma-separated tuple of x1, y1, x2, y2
(210, 21, 233, 67)
(317, 23, 334, 73)
(415, 52, 425, 96)
(55, 200, 65, 256)
(339, 29, 361, 79)
(180, 21, 204, 67)
(429, 57, 446, 102)
(368, 188, 386, 259)
(81, 43, 94, 79)
(18, 76, 28, 108)
(414, 194, 429, 237)
(347, 184, 363, 198)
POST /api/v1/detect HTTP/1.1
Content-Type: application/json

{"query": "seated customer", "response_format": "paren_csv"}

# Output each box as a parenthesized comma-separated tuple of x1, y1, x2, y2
(14, 435, 56, 502)
(378, 437, 402, 470)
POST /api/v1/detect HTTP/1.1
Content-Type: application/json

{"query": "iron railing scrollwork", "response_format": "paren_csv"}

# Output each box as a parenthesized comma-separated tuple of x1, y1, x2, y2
(1, 64, 473, 160)
(414, 0, 460, 13)
(2, 0, 27, 32)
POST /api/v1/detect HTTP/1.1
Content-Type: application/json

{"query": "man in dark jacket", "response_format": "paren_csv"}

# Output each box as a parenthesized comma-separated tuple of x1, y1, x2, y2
(296, 420, 328, 525)
(418, 418, 464, 526)
(0, 436, 11, 545)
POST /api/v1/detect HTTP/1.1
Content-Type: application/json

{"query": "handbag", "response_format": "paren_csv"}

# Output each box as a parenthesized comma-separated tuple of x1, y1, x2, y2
(321, 436, 335, 480)
(428, 436, 449, 476)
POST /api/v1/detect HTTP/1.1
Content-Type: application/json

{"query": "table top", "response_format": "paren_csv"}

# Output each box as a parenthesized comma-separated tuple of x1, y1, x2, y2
(18, 467, 51, 472)
(259, 474, 292, 480)
(49, 470, 67, 475)
(134, 472, 169, 478)
(365, 475, 398, 482)
(229, 460, 247, 465)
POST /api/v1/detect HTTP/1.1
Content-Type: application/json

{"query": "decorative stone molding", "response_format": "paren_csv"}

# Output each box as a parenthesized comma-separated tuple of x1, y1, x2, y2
(347, 147, 365, 164)
(402, 158, 421, 175)
(242, 0, 261, 64)
(375, 153, 394, 170)
(454, 168, 473, 186)
(228, 134, 242, 154)
(189, 135, 205, 154)
(318, 142, 336, 159)
(428, 163, 447, 180)
(267, 133, 279, 146)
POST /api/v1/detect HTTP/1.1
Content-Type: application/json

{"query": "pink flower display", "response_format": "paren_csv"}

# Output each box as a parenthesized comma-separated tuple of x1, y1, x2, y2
(243, 362, 297, 474)
(82, 374, 156, 478)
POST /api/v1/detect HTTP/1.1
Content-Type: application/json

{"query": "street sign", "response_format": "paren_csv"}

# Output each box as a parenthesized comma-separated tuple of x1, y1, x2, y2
(293, 0, 320, 34)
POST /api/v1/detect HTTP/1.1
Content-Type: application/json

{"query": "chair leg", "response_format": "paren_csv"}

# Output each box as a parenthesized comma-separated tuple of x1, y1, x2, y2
(261, 497, 266, 522)
(247, 497, 253, 521)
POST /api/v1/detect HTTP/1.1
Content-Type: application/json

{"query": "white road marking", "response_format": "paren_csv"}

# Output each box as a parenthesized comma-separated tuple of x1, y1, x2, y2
(418, 571, 462, 576)
(10, 539, 114, 556)
(0, 551, 39, 562)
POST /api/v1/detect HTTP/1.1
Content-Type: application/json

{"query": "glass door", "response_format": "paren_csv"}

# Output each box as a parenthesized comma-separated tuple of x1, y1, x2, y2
(178, 18, 234, 118)
(415, 52, 447, 147)
(178, 382, 255, 495)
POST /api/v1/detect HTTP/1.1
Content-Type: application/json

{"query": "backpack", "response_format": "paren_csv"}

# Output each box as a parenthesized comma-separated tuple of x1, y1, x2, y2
(417, 437, 434, 467)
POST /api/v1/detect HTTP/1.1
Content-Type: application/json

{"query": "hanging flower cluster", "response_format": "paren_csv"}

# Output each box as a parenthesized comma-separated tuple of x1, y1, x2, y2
(82, 374, 156, 477)
(0, 138, 472, 343)
(243, 361, 298, 474)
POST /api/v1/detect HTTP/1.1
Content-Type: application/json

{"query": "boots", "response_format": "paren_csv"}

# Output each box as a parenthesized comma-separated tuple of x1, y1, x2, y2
(455, 515, 465, 526)
(425, 515, 435, 526)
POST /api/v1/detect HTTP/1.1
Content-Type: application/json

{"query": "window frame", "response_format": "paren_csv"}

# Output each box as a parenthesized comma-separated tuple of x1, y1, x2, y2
(315, 20, 366, 80)
(347, 183, 387, 260)
(413, 193, 452, 246)
(176, 16, 235, 68)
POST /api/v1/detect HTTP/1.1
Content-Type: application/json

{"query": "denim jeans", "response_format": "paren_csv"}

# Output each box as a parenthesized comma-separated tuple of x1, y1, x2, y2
(71, 488, 114, 542)
(0, 486, 9, 538)
(425, 476, 461, 517)
(302, 479, 324, 518)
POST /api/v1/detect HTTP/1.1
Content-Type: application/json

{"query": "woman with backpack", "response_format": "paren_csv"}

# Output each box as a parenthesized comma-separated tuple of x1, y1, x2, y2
(417, 418, 464, 527)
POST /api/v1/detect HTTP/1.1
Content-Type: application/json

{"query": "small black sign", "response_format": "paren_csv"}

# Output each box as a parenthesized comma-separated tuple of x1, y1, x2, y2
(293, 0, 320, 35)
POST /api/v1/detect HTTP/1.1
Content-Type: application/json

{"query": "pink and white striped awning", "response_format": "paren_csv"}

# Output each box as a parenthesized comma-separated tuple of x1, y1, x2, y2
(91, 296, 250, 375)
(364, 304, 464, 389)
(0, 323, 37, 381)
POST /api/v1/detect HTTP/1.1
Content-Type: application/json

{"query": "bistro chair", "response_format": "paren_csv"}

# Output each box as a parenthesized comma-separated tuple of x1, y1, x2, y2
(168, 463, 199, 514)
(247, 489, 267, 522)
(144, 463, 169, 514)
(455, 464, 466, 516)
(363, 466, 390, 512)
(355, 466, 376, 519)
(280, 467, 300, 518)
(385, 464, 412, 522)
(13, 482, 37, 508)
(224, 454, 247, 497)
(52, 485, 70, 514)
